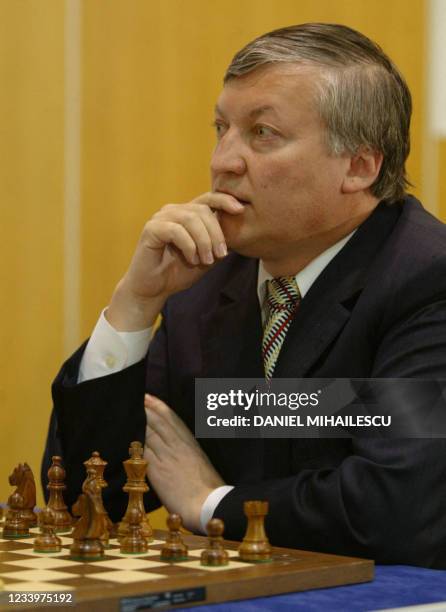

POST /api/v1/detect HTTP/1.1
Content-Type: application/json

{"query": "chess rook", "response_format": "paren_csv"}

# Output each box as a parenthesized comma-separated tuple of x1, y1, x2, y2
(46, 456, 72, 532)
(238, 500, 272, 563)
(118, 441, 153, 541)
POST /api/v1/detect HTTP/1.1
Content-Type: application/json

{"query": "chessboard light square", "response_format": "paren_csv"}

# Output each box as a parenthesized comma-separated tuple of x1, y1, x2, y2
(93, 558, 166, 570)
(185, 559, 250, 571)
(103, 547, 165, 559)
(0, 569, 77, 582)
(5, 558, 79, 570)
(9, 548, 68, 558)
(87, 569, 166, 583)
(107, 538, 164, 547)
(104, 549, 153, 558)
(14, 536, 72, 546)
(3, 581, 75, 592)
(188, 549, 239, 558)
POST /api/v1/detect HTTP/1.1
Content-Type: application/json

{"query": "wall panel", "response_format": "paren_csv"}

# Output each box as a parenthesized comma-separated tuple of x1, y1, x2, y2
(0, 0, 65, 503)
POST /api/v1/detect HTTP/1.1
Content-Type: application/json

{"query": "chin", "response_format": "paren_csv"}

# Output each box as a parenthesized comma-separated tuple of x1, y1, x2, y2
(220, 211, 272, 259)
(226, 233, 271, 259)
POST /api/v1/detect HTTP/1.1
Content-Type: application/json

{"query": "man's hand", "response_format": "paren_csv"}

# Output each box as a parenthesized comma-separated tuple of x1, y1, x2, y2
(107, 193, 244, 331)
(143, 393, 225, 533)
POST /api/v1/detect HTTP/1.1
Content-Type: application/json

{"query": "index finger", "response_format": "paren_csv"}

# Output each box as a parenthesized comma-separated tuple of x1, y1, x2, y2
(193, 191, 245, 214)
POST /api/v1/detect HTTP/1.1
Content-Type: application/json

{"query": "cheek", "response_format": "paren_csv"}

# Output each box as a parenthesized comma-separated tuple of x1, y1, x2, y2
(257, 164, 327, 230)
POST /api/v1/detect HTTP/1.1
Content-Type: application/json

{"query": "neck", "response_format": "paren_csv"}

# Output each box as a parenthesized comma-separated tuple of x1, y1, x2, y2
(262, 207, 374, 277)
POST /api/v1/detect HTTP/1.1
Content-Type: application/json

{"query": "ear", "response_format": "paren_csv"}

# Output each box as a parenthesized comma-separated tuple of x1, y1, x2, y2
(341, 147, 383, 194)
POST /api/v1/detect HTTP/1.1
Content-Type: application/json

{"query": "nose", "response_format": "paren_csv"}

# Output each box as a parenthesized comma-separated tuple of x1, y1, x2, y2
(210, 130, 247, 177)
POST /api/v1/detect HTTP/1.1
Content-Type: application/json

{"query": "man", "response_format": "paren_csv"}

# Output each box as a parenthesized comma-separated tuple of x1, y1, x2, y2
(44, 23, 446, 568)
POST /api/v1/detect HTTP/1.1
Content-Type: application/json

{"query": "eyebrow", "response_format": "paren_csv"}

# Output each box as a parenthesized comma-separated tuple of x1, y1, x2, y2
(214, 104, 278, 119)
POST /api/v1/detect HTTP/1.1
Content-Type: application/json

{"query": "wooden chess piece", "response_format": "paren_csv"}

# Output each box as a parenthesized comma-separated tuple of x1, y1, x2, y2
(2, 492, 30, 538)
(34, 507, 62, 553)
(118, 441, 153, 542)
(46, 456, 72, 532)
(83, 452, 113, 547)
(238, 500, 272, 562)
(70, 485, 105, 561)
(160, 514, 188, 561)
(120, 507, 148, 554)
(201, 518, 229, 566)
(8, 463, 37, 527)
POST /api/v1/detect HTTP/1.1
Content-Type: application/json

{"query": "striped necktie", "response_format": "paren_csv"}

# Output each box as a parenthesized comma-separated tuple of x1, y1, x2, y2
(262, 276, 301, 380)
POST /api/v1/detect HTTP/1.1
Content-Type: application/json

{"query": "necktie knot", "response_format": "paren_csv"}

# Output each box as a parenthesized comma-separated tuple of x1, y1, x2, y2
(266, 276, 301, 313)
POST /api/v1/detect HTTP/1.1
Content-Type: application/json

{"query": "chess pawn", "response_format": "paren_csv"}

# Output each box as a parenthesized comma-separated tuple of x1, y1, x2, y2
(201, 519, 229, 566)
(238, 500, 272, 562)
(120, 507, 148, 554)
(46, 456, 72, 532)
(118, 441, 153, 541)
(160, 514, 188, 561)
(2, 492, 30, 538)
(34, 507, 62, 553)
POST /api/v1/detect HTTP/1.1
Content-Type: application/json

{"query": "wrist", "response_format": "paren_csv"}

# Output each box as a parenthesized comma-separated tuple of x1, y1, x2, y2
(107, 280, 167, 331)
(184, 488, 215, 533)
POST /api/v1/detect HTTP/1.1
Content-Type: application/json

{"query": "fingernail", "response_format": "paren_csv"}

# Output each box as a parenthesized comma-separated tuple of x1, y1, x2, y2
(192, 253, 200, 265)
(216, 243, 227, 257)
(232, 200, 244, 209)
(203, 251, 214, 265)
(145, 393, 155, 404)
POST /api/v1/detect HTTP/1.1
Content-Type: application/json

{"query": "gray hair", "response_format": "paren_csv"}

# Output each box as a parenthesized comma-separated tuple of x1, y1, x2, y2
(224, 23, 412, 202)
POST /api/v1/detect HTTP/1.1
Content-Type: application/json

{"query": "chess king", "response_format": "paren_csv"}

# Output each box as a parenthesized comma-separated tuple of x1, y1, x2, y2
(44, 23, 446, 568)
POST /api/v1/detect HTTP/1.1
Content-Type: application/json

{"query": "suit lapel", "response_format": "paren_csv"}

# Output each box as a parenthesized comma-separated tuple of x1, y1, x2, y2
(198, 257, 265, 484)
(200, 257, 264, 379)
(275, 202, 402, 378)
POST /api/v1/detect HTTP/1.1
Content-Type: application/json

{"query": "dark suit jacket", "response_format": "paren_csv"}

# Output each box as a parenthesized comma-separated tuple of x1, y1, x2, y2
(44, 196, 446, 568)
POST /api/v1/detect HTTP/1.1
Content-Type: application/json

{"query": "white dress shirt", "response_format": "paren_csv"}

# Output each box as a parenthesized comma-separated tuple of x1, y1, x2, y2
(78, 232, 354, 532)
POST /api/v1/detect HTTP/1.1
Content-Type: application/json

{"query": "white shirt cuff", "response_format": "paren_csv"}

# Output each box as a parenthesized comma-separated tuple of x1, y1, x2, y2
(199, 485, 234, 533)
(78, 309, 152, 383)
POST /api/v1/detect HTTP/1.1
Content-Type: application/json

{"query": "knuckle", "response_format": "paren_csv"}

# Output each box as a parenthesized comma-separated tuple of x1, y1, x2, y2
(162, 203, 175, 212)
(182, 211, 195, 224)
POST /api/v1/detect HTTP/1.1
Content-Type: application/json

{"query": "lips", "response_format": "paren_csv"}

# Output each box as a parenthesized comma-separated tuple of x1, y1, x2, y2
(215, 189, 251, 205)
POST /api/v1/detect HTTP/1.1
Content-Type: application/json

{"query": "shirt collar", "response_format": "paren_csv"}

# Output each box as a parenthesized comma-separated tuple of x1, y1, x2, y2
(257, 231, 355, 305)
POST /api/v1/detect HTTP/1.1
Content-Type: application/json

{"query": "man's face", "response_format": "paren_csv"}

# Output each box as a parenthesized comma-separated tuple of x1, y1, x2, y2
(211, 63, 366, 268)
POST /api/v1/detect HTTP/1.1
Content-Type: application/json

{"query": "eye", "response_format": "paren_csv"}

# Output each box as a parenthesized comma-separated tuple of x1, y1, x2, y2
(253, 124, 276, 138)
(212, 120, 227, 138)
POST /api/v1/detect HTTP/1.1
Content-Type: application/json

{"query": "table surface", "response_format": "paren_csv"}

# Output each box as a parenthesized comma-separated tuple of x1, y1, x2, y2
(172, 565, 446, 612)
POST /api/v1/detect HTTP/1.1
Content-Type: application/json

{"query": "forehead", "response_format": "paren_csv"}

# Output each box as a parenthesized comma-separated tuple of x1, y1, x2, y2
(215, 63, 323, 117)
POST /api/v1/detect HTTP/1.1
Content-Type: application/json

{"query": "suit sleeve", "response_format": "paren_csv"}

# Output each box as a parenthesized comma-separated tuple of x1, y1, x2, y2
(214, 300, 446, 568)
(43, 315, 170, 523)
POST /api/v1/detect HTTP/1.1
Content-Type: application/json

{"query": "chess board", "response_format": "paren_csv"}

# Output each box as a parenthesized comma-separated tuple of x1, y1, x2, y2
(0, 524, 374, 611)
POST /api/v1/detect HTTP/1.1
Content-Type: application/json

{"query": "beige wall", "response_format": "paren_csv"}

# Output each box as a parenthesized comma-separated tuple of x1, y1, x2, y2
(0, 0, 65, 501)
(1, 0, 444, 528)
